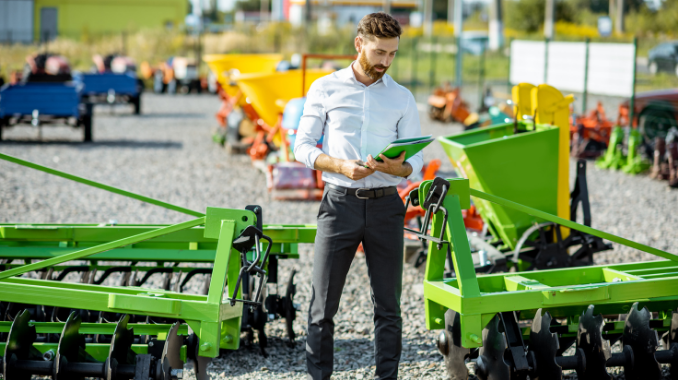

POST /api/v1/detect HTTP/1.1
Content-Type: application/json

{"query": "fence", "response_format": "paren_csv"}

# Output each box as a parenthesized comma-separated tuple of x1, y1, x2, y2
(509, 38, 637, 115)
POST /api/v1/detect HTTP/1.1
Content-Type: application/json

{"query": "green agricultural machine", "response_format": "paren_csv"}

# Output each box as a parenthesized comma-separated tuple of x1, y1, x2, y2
(436, 84, 611, 273)
(410, 176, 678, 380)
(0, 153, 316, 380)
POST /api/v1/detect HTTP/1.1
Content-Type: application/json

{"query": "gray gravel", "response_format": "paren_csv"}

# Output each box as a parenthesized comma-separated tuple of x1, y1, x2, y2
(1, 93, 677, 380)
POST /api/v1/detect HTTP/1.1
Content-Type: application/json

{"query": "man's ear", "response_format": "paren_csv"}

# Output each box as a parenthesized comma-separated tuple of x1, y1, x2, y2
(355, 36, 362, 54)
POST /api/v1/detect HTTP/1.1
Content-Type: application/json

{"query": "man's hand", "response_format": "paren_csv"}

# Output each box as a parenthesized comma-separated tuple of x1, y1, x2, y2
(313, 154, 375, 181)
(341, 159, 376, 180)
(365, 152, 413, 178)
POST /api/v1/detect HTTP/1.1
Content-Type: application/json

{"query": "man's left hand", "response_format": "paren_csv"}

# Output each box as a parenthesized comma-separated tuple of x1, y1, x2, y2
(366, 152, 413, 178)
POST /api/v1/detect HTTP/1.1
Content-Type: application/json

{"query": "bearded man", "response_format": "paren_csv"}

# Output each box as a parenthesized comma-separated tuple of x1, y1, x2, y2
(294, 12, 423, 380)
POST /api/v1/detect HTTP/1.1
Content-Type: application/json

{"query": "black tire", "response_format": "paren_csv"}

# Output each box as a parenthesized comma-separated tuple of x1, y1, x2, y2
(132, 95, 141, 115)
(82, 104, 94, 142)
(82, 115, 93, 142)
(639, 106, 678, 143)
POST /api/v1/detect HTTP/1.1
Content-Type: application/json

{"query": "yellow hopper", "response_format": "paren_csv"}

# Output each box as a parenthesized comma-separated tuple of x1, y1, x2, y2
(203, 54, 282, 97)
(235, 69, 333, 128)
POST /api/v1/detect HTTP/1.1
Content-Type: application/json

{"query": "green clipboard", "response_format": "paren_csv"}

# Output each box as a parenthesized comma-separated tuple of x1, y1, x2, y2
(364, 135, 434, 167)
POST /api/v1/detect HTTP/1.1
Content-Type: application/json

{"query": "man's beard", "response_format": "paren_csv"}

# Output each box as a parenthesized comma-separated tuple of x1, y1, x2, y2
(359, 50, 389, 81)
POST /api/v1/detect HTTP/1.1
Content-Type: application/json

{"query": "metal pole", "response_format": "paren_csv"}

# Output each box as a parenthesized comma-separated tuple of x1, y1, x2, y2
(544, 0, 555, 39)
(488, 0, 503, 50)
(383, 0, 391, 14)
(629, 37, 637, 128)
(477, 45, 485, 111)
(543, 37, 549, 84)
(507, 37, 512, 93)
(582, 38, 590, 114)
(423, 0, 433, 37)
(411, 37, 418, 90)
(615, 0, 625, 34)
(454, 0, 463, 87)
(429, 36, 437, 89)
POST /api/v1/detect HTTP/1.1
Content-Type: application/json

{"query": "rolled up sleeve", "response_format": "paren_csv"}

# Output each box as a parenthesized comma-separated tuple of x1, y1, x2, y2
(398, 93, 424, 179)
(294, 82, 326, 169)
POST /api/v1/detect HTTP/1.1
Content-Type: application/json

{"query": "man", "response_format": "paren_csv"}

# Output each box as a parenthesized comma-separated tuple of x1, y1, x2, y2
(294, 12, 423, 380)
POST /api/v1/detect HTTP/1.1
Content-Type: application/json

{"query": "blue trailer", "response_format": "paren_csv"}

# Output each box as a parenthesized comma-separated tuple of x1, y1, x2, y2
(78, 72, 142, 114)
(0, 82, 94, 142)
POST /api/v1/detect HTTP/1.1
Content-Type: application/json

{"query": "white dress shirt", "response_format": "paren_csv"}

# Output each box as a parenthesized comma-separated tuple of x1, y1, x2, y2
(294, 62, 424, 189)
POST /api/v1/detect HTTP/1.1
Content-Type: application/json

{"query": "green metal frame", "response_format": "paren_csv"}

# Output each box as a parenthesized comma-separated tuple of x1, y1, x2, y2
(0, 152, 317, 359)
(422, 178, 678, 348)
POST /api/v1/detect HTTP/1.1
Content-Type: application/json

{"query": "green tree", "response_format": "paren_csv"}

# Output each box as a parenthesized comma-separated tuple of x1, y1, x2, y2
(505, 0, 575, 33)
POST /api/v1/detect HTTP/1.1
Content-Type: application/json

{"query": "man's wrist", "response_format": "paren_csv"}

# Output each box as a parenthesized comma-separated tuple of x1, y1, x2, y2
(398, 162, 413, 178)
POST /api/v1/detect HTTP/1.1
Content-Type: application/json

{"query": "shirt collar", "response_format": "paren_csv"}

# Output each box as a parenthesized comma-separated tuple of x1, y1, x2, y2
(342, 61, 389, 87)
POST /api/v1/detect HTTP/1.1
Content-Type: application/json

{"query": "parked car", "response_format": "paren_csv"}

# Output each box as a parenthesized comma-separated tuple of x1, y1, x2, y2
(648, 41, 678, 76)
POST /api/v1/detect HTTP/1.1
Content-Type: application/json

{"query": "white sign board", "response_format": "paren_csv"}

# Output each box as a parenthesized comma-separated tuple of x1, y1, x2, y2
(509, 40, 546, 87)
(510, 39, 635, 98)
(586, 43, 636, 97)
(546, 42, 587, 93)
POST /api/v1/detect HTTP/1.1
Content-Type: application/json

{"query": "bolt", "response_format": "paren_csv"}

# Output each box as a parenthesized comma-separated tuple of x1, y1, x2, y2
(434, 318, 443, 325)
(148, 341, 154, 347)
(613, 277, 622, 282)
(43, 350, 55, 361)
(469, 334, 481, 344)
(200, 342, 212, 352)
(221, 335, 233, 344)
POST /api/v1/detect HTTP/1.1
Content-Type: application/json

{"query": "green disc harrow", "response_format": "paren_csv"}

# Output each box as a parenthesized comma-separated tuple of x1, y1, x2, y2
(409, 177, 678, 380)
(0, 152, 316, 379)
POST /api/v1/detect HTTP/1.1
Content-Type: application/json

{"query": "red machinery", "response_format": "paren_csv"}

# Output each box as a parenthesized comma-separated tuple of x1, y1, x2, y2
(427, 84, 472, 124)
(570, 102, 614, 158)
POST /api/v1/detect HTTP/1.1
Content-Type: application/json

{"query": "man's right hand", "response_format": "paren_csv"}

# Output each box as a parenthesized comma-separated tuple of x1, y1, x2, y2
(341, 159, 376, 180)
(313, 154, 376, 181)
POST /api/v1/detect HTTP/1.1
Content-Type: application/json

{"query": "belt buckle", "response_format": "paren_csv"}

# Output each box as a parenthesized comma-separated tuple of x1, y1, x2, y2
(355, 188, 370, 200)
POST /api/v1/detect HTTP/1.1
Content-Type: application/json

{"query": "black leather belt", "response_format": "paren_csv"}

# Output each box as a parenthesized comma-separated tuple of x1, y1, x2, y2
(326, 183, 397, 199)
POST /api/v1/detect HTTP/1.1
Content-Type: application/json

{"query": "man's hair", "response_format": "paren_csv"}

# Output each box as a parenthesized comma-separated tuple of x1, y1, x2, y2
(357, 13, 402, 40)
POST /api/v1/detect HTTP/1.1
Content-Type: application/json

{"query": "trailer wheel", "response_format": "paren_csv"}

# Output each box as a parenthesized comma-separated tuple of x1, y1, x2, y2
(132, 95, 141, 115)
(82, 115, 93, 142)
(639, 106, 677, 145)
(82, 104, 94, 142)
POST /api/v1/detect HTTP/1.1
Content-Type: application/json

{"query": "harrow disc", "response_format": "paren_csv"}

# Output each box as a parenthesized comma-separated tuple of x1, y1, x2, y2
(438, 309, 470, 380)
(623, 302, 662, 380)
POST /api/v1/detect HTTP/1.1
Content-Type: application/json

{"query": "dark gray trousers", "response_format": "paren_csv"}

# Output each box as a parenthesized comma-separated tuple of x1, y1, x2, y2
(306, 186, 405, 380)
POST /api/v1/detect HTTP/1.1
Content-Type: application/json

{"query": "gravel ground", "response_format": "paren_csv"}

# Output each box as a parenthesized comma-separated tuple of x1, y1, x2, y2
(1, 93, 677, 380)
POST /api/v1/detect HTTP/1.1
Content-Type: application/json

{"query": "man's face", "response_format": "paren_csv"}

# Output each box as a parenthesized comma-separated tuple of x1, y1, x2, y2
(355, 36, 399, 81)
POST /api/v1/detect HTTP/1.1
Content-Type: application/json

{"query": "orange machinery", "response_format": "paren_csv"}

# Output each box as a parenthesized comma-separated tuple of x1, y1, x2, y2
(570, 102, 614, 158)
(427, 84, 471, 124)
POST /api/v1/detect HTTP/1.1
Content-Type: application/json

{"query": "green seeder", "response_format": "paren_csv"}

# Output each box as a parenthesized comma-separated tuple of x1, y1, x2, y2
(410, 177, 678, 380)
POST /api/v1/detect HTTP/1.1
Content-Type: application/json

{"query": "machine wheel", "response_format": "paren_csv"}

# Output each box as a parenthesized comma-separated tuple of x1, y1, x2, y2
(438, 309, 470, 380)
(639, 106, 678, 144)
(82, 109, 93, 142)
(132, 95, 141, 115)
